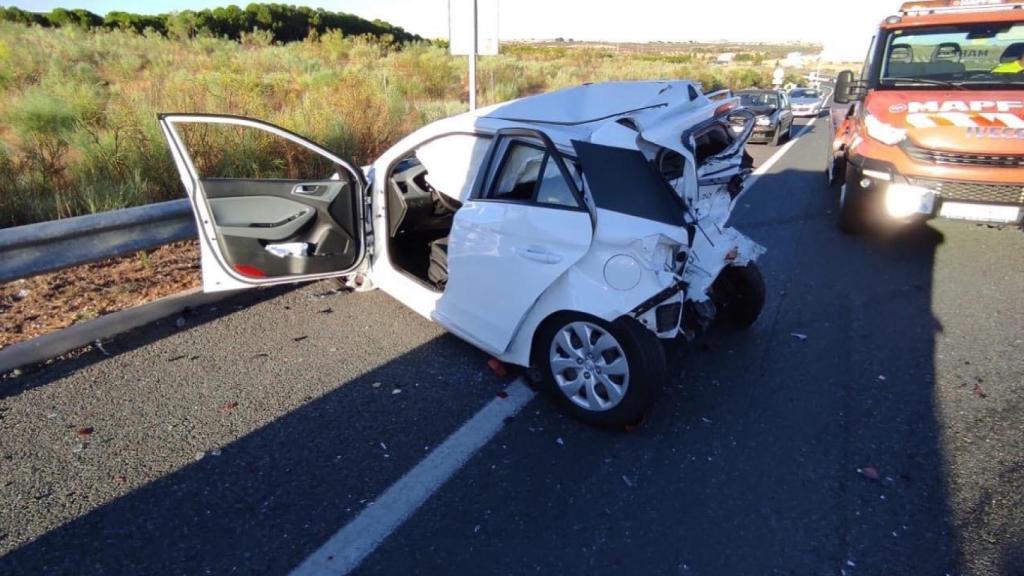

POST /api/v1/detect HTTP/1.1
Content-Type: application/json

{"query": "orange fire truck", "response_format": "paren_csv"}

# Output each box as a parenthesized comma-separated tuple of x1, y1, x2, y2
(831, 0, 1024, 233)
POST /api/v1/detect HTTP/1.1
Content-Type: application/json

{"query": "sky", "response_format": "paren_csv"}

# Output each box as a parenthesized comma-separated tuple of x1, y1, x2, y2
(10, 0, 900, 61)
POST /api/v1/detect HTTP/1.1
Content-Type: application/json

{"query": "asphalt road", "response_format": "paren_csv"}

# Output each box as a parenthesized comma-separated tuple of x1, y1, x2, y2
(2, 116, 1023, 576)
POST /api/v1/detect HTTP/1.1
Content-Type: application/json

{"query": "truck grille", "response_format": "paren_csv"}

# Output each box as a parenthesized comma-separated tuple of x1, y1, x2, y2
(912, 178, 1024, 205)
(902, 142, 1024, 168)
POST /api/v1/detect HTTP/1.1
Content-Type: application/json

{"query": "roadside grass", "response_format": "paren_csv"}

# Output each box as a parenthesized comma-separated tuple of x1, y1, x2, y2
(0, 22, 787, 227)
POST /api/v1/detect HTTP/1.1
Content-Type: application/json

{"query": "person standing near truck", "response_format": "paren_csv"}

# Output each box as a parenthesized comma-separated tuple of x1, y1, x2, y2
(992, 44, 1024, 73)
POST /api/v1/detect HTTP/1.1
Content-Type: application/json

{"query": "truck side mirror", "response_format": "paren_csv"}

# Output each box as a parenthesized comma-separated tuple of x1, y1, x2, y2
(833, 70, 864, 104)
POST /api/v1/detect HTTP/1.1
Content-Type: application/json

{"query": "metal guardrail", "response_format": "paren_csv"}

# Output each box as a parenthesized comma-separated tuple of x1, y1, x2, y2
(0, 199, 196, 284)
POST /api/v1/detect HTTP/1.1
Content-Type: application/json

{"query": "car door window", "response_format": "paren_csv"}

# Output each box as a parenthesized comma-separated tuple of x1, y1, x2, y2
(488, 142, 581, 209)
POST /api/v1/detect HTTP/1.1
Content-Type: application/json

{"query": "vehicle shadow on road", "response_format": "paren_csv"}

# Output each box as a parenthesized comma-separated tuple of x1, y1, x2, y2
(648, 166, 963, 573)
(0, 284, 298, 401)
(0, 328, 496, 575)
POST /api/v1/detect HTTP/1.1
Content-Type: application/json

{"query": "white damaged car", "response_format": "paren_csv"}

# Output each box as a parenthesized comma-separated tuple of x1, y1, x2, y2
(159, 80, 765, 425)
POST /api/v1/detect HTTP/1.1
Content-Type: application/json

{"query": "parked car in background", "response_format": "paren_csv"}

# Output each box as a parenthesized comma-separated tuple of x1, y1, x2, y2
(736, 89, 794, 145)
(159, 81, 766, 426)
(789, 87, 826, 117)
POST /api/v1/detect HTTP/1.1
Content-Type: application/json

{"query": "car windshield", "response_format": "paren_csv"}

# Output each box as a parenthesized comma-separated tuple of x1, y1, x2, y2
(739, 92, 779, 107)
(879, 22, 1024, 88)
(790, 88, 820, 99)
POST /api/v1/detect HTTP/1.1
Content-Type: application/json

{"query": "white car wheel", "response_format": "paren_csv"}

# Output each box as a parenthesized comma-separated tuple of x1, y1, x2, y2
(536, 314, 665, 426)
(549, 321, 630, 412)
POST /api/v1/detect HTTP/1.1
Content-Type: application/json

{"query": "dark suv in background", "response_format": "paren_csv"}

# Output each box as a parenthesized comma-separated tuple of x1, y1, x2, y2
(737, 89, 794, 146)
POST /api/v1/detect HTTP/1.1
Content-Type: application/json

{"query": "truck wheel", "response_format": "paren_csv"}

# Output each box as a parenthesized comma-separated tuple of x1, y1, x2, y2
(536, 313, 665, 427)
(838, 181, 870, 234)
(713, 262, 766, 329)
(829, 154, 845, 188)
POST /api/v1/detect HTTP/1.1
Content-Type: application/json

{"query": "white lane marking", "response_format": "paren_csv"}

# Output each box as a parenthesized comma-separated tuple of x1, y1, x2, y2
(744, 119, 818, 192)
(290, 378, 536, 576)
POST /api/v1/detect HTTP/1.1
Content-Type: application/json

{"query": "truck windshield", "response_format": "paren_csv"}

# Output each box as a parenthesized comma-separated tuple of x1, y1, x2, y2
(879, 22, 1024, 88)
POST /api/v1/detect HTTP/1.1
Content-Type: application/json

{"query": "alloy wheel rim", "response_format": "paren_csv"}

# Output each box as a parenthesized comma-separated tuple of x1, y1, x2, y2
(549, 321, 630, 412)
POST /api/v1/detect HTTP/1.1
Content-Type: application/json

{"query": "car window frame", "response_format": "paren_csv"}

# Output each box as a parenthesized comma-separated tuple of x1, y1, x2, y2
(473, 129, 588, 213)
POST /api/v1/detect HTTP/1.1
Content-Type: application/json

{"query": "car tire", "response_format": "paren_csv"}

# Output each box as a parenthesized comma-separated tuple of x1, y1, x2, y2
(838, 180, 871, 234)
(770, 125, 782, 146)
(713, 262, 766, 329)
(536, 313, 665, 427)
(829, 154, 845, 188)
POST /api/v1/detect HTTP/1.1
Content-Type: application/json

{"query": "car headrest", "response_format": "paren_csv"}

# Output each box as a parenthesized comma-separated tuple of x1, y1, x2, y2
(890, 44, 914, 64)
(1000, 43, 1024, 63)
(931, 42, 961, 63)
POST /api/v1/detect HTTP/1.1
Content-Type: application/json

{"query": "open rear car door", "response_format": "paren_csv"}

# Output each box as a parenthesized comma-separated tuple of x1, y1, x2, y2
(433, 128, 593, 355)
(159, 115, 368, 292)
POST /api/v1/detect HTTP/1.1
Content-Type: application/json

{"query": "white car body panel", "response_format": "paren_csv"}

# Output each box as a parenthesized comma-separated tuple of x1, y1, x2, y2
(161, 80, 766, 368)
(433, 201, 593, 355)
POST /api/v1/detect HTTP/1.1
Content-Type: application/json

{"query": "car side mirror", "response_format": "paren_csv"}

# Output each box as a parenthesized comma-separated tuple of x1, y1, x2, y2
(833, 70, 866, 104)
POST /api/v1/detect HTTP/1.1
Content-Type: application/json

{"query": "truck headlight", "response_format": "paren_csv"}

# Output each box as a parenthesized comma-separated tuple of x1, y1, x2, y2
(756, 116, 771, 126)
(885, 184, 934, 218)
(864, 114, 907, 146)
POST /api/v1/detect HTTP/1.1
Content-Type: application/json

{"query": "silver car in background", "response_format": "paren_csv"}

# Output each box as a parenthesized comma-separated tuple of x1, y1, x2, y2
(789, 87, 825, 117)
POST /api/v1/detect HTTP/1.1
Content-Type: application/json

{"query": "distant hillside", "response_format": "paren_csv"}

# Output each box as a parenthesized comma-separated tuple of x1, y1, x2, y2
(513, 39, 823, 62)
(0, 3, 420, 44)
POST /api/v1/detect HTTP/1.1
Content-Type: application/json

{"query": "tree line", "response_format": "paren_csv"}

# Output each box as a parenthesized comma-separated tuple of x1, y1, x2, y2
(0, 3, 421, 44)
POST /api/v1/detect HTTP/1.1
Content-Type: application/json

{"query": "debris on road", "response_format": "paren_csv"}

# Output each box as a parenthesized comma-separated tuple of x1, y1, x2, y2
(556, 437, 564, 446)
(496, 390, 509, 399)
(76, 426, 94, 437)
(790, 332, 808, 341)
(167, 354, 186, 362)
(93, 339, 111, 356)
(622, 475, 635, 488)
(371, 382, 382, 389)
(487, 358, 509, 378)
(318, 307, 333, 314)
(392, 388, 402, 395)
(175, 317, 186, 328)
(293, 335, 308, 342)
(218, 401, 238, 413)
(878, 374, 887, 381)
(973, 383, 987, 398)
(858, 466, 881, 481)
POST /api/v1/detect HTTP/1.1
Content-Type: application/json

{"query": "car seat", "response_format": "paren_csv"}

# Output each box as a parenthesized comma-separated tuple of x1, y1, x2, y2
(427, 236, 449, 288)
(925, 42, 965, 75)
(887, 43, 923, 77)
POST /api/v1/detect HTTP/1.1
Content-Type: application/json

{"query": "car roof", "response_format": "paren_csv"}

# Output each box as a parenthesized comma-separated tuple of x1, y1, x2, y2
(417, 80, 711, 149)
(479, 81, 699, 126)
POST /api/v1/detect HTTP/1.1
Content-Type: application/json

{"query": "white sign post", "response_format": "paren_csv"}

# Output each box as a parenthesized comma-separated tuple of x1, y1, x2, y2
(449, 0, 499, 110)
(772, 66, 785, 89)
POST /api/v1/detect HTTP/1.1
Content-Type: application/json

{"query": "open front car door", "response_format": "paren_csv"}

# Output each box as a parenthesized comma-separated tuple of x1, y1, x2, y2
(159, 114, 368, 292)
